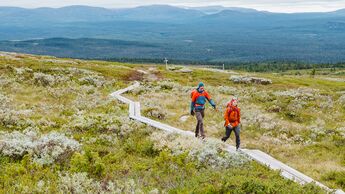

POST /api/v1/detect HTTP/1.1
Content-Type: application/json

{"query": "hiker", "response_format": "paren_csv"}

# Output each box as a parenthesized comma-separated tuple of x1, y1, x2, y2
(222, 97, 241, 151)
(190, 82, 216, 139)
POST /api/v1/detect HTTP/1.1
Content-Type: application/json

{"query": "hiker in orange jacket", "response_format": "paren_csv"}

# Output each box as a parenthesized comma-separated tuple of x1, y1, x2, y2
(191, 82, 216, 139)
(221, 97, 241, 150)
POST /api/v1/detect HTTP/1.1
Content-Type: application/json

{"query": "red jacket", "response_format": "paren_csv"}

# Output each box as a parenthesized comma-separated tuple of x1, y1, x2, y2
(224, 105, 241, 127)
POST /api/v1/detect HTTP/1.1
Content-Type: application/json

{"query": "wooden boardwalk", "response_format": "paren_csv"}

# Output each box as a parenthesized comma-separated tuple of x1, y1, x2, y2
(111, 82, 344, 194)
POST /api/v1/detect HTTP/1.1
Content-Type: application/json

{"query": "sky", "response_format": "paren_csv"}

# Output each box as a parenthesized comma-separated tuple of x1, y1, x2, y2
(1, 0, 345, 13)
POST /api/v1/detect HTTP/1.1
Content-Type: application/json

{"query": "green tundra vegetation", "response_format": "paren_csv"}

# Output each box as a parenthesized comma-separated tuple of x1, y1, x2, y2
(127, 65, 345, 190)
(0, 52, 340, 193)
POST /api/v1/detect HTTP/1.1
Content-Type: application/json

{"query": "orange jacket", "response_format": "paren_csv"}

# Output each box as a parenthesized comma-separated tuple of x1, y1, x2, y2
(191, 89, 215, 110)
(224, 105, 241, 127)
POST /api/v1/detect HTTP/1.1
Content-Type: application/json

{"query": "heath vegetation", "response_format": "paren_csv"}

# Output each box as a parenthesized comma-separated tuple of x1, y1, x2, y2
(0, 52, 336, 193)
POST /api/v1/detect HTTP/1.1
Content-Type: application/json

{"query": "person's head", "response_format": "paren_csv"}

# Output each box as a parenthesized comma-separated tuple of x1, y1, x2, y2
(228, 97, 238, 107)
(232, 99, 238, 106)
(198, 82, 205, 92)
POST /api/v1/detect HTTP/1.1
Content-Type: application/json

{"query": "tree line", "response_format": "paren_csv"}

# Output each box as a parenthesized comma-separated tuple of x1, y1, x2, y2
(99, 57, 345, 72)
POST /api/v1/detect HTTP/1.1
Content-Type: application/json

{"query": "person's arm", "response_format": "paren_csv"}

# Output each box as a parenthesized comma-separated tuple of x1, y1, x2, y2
(205, 91, 216, 109)
(190, 101, 195, 114)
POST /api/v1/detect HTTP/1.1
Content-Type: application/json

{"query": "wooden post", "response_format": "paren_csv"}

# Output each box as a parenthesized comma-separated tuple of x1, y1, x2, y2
(164, 58, 168, 70)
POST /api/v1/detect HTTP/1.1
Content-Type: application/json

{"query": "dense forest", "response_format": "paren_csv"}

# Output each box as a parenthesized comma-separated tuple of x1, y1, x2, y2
(102, 57, 345, 72)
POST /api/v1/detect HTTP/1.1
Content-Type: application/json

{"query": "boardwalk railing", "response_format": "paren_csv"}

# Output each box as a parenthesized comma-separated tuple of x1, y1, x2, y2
(111, 82, 344, 194)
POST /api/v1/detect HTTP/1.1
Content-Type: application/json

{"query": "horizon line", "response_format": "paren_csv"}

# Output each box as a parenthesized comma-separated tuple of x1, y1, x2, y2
(0, 4, 344, 14)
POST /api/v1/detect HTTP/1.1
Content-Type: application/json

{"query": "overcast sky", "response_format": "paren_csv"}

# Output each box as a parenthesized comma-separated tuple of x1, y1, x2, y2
(1, 0, 345, 13)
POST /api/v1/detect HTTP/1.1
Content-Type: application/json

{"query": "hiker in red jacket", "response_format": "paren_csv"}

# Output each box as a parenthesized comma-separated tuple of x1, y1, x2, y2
(222, 98, 241, 151)
(191, 82, 216, 139)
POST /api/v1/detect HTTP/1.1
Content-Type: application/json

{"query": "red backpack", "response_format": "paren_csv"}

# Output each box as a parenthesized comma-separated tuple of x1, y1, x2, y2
(191, 89, 197, 98)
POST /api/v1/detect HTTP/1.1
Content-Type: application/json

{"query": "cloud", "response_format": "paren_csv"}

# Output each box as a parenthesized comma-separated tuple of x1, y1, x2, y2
(1, 0, 345, 13)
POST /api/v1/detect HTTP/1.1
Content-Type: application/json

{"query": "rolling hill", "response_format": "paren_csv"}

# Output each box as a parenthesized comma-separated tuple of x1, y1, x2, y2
(1, 5, 345, 63)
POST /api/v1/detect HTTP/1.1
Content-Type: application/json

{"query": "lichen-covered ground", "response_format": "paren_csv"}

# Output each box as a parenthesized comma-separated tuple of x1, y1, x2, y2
(0, 52, 333, 193)
(127, 66, 345, 190)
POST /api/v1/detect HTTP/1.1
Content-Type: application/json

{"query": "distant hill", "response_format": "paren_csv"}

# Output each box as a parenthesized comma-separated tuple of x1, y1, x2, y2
(333, 8, 345, 14)
(0, 6, 117, 24)
(1, 5, 345, 63)
(186, 6, 258, 14)
(0, 5, 205, 24)
(0, 38, 162, 59)
(117, 5, 205, 21)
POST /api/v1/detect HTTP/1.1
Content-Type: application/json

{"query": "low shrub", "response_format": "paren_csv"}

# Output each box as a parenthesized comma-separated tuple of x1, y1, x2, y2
(144, 107, 166, 120)
(321, 171, 345, 189)
(0, 129, 80, 165)
(70, 151, 105, 178)
(124, 70, 144, 81)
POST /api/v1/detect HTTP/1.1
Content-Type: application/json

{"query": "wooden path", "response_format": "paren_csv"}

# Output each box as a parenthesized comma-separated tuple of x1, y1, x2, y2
(111, 82, 344, 194)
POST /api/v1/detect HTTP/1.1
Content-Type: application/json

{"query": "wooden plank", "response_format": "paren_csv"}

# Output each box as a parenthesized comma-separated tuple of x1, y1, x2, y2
(336, 190, 345, 194)
(129, 102, 135, 118)
(134, 102, 141, 117)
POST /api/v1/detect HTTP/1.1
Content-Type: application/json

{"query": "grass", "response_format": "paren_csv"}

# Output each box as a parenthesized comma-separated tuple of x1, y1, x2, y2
(127, 65, 345, 190)
(0, 52, 335, 193)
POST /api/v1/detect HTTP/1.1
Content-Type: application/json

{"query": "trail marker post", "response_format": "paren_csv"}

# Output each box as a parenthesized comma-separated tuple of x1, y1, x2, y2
(164, 58, 168, 70)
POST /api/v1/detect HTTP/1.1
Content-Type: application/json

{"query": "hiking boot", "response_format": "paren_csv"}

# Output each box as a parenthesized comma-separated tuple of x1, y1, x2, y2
(236, 147, 241, 152)
(201, 135, 206, 140)
(221, 137, 226, 142)
(195, 133, 199, 138)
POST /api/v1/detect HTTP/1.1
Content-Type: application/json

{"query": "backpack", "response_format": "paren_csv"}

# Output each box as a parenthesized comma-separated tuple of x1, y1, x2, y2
(227, 106, 239, 119)
(191, 89, 197, 98)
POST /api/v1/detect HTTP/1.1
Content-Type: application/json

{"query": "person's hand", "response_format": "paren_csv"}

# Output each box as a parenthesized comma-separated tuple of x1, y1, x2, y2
(191, 110, 195, 116)
(227, 123, 232, 128)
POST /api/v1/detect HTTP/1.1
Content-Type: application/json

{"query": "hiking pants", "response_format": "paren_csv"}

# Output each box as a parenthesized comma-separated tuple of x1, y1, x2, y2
(223, 125, 241, 149)
(195, 109, 205, 137)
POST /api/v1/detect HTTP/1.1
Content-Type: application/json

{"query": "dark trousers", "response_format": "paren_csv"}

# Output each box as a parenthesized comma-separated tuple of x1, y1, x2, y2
(195, 109, 205, 137)
(222, 125, 241, 149)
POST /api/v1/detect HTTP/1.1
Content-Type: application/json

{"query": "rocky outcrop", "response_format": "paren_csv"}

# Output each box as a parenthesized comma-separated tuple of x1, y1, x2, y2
(178, 68, 193, 73)
(230, 75, 272, 85)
